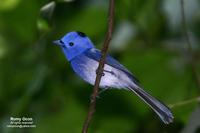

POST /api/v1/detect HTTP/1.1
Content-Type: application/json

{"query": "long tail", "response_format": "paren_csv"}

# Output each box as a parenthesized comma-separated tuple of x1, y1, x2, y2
(128, 85, 174, 124)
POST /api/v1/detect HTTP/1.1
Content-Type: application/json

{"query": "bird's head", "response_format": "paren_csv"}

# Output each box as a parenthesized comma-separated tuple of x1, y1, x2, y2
(53, 31, 94, 61)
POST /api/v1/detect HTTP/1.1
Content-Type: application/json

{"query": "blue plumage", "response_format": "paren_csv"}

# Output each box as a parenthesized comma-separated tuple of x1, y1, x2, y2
(53, 31, 174, 124)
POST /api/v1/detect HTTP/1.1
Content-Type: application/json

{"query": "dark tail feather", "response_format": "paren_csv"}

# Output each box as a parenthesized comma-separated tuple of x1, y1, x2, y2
(128, 86, 174, 124)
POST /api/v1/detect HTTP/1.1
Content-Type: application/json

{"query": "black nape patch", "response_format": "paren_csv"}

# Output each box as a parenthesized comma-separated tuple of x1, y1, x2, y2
(76, 31, 86, 37)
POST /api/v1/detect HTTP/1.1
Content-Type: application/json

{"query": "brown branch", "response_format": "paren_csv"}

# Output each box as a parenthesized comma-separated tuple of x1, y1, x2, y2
(82, 0, 115, 133)
(169, 96, 200, 108)
(180, 0, 200, 90)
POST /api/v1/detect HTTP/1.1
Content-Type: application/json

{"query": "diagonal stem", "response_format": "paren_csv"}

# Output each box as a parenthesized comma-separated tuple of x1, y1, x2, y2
(180, 0, 200, 91)
(169, 96, 200, 108)
(82, 0, 115, 133)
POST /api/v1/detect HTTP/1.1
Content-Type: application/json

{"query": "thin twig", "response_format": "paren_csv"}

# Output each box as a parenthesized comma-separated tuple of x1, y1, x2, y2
(82, 0, 115, 133)
(169, 96, 200, 108)
(180, 0, 200, 90)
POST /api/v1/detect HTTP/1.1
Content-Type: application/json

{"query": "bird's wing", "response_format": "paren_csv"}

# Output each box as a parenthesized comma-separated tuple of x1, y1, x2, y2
(84, 49, 174, 124)
(84, 48, 140, 84)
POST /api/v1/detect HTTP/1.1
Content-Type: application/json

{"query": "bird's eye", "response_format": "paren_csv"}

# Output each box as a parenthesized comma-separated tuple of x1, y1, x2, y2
(69, 42, 74, 46)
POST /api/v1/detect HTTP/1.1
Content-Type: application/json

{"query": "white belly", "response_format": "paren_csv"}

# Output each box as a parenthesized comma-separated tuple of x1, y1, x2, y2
(72, 56, 133, 89)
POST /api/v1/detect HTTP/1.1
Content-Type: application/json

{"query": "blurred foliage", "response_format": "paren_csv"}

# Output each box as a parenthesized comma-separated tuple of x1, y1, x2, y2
(0, 0, 200, 133)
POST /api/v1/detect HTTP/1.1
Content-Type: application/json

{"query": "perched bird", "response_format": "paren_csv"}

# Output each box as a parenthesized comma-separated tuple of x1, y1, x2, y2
(53, 31, 174, 124)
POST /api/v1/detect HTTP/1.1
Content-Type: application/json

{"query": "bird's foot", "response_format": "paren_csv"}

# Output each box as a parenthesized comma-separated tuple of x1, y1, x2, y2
(95, 69, 105, 76)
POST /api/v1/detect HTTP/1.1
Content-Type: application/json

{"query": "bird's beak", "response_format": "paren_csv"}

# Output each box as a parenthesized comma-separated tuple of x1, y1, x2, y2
(53, 40, 63, 46)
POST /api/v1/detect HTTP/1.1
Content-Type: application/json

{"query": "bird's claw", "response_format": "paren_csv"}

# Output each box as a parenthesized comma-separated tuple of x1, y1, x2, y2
(96, 69, 105, 76)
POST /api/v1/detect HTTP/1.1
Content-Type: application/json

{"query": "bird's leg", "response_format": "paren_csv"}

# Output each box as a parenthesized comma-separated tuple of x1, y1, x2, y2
(103, 70, 112, 73)
(96, 69, 114, 76)
(95, 69, 111, 99)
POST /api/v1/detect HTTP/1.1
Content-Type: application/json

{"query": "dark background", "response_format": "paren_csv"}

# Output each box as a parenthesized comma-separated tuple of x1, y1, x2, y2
(0, 0, 200, 132)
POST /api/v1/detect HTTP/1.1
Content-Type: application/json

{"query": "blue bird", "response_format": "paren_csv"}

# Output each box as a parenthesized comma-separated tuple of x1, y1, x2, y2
(53, 31, 174, 124)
